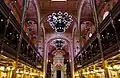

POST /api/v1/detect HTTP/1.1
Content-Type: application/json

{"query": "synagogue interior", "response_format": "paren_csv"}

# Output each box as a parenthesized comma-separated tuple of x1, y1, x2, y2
(0, 0, 120, 78)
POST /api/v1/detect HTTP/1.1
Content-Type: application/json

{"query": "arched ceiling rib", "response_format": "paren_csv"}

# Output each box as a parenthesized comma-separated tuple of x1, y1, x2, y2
(80, 0, 94, 23)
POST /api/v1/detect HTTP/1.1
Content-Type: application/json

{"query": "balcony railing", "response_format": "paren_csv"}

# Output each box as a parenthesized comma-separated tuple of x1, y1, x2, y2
(0, 0, 43, 70)
(75, 1, 120, 70)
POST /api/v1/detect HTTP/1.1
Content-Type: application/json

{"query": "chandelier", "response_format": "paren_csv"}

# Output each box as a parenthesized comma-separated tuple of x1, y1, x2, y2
(47, 11, 73, 32)
(52, 39, 65, 49)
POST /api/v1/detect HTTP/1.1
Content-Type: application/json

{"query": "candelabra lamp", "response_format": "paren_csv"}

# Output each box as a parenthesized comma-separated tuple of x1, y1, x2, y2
(47, 11, 73, 32)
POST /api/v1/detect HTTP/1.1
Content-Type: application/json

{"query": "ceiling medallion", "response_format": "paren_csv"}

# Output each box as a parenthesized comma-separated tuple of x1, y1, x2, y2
(47, 11, 73, 32)
(52, 39, 65, 49)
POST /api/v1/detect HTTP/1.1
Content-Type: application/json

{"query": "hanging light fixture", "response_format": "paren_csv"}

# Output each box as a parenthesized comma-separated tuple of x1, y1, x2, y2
(52, 39, 65, 49)
(47, 11, 73, 32)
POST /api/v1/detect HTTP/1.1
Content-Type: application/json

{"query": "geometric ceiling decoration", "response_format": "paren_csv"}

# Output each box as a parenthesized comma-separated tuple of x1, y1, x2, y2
(47, 11, 73, 32)
(52, 39, 66, 50)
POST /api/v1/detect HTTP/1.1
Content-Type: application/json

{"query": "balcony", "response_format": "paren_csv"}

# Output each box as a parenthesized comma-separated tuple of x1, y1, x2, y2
(75, 1, 120, 70)
(0, 0, 43, 71)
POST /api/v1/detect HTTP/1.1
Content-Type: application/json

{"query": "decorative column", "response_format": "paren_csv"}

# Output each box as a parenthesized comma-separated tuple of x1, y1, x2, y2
(51, 65, 54, 78)
(13, 0, 29, 78)
(93, 65, 97, 78)
(55, 71, 57, 78)
(0, 70, 1, 78)
(44, 41, 48, 78)
(6, 71, 10, 78)
(76, 1, 85, 78)
(71, 43, 75, 78)
(79, 70, 83, 78)
(63, 64, 67, 78)
(77, 0, 86, 49)
(90, 0, 109, 78)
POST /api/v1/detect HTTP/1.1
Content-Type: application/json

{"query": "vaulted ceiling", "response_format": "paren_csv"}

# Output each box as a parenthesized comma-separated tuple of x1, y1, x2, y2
(37, 0, 78, 34)
(4, 0, 110, 57)
(4, 0, 96, 34)
(9, 0, 95, 55)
